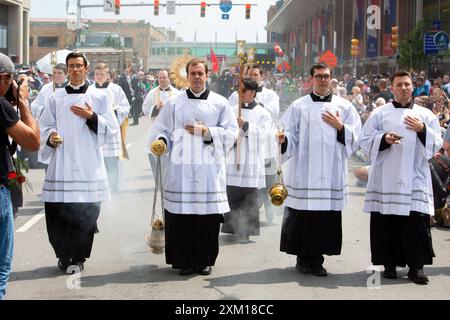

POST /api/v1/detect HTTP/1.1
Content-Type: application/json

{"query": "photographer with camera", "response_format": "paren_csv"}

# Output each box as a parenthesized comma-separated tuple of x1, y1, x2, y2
(0, 53, 40, 299)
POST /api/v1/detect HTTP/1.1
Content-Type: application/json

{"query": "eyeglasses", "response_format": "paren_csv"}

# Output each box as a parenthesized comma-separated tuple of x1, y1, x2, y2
(0, 73, 13, 82)
(314, 74, 331, 81)
(68, 64, 85, 69)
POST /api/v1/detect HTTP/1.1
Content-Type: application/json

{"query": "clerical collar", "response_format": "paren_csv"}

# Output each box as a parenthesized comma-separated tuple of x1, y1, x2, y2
(310, 91, 332, 102)
(159, 86, 171, 92)
(241, 101, 257, 109)
(186, 88, 210, 100)
(55, 80, 68, 89)
(392, 100, 413, 109)
(65, 82, 89, 94)
(95, 82, 110, 89)
(256, 86, 263, 93)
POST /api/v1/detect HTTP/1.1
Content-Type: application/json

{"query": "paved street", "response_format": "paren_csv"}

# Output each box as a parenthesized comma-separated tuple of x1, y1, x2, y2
(6, 117, 450, 300)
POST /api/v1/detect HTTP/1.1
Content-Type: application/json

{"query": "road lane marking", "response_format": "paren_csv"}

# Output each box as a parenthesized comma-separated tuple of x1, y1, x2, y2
(16, 212, 45, 233)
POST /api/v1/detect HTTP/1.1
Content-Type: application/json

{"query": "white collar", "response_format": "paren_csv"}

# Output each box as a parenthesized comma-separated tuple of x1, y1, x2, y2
(68, 82, 86, 90)
(190, 87, 206, 98)
(312, 90, 331, 99)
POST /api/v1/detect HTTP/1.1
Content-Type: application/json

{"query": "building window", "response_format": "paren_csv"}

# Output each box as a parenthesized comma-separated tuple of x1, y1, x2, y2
(29, 36, 33, 47)
(124, 37, 133, 48)
(38, 36, 58, 48)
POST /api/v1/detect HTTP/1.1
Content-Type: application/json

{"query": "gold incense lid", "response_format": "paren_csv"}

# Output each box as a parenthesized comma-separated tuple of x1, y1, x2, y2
(151, 140, 167, 156)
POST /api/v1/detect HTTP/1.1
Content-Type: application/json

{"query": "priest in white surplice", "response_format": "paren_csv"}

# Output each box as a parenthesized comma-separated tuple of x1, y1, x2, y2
(92, 62, 130, 191)
(39, 52, 119, 273)
(222, 79, 271, 243)
(277, 63, 361, 277)
(359, 70, 442, 285)
(150, 59, 239, 276)
(228, 64, 280, 223)
(142, 69, 179, 180)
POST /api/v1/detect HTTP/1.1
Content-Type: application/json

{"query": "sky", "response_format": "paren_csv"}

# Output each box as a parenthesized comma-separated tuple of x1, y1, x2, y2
(29, 0, 277, 43)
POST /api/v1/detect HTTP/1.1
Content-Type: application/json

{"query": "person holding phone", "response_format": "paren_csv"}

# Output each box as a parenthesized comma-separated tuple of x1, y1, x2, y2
(359, 70, 442, 285)
(0, 53, 40, 300)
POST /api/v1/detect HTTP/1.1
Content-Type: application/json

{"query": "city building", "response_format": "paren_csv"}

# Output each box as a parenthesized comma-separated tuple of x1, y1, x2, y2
(0, 0, 30, 64)
(266, 0, 450, 76)
(29, 18, 168, 71)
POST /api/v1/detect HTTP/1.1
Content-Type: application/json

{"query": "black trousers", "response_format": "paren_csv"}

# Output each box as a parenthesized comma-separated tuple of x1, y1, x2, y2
(45, 202, 101, 262)
(370, 211, 434, 268)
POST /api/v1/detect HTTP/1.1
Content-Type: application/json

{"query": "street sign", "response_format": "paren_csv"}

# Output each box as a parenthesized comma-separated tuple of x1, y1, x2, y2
(103, 0, 114, 12)
(424, 32, 439, 55)
(219, 0, 232, 13)
(338, 54, 345, 65)
(166, 1, 176, 15)
(434, 31, 450, 50)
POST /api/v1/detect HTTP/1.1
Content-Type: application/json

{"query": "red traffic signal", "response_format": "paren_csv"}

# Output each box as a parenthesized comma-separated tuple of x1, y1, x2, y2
(154, 0, 159, 16)
(200, 2, 206, 18)
(245, 4, 251, 19)
(114, 0, 120, 15)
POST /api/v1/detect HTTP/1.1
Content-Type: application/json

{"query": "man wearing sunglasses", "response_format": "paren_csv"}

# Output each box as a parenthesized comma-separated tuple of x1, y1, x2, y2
(277, 62, 361, 277)
(0, 53, 40, 300)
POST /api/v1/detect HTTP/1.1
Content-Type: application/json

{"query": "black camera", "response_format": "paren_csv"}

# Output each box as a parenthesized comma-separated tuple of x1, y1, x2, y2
(4, 79, 23, 106)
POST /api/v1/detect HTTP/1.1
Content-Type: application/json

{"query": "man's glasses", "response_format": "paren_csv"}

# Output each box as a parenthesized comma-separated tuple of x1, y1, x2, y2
(68, 64, 85, 69)
(314, 74, 331, 81)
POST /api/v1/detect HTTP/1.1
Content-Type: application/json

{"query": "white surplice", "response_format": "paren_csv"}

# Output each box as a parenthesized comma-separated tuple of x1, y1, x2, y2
(359, 103, 443, 216)
(150, 90, 239, 215)
(91, 82, 130, 157)
(39, 85, 120, 203)
(226, 103, 271, 188)
(229, 87, 280, 161)
(280, 94, 361, 211)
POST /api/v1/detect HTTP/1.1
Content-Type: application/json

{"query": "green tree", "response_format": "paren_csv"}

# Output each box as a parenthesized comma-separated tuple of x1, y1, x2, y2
(103, 35, 122, 49)
(398, 20, 432, 72)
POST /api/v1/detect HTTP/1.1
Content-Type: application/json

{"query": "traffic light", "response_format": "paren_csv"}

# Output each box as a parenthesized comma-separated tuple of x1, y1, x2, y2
(391, 26, 399, 49)
(245, 4, 251, 19)
(154, 0, 159, 16)
(351, 39, 359, 57)
(114, 0, 120, 15)
(200, 2, 206, 18)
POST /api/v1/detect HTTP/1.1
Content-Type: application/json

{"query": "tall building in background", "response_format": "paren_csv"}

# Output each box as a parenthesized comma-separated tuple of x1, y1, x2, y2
(0, 0, 30, 64)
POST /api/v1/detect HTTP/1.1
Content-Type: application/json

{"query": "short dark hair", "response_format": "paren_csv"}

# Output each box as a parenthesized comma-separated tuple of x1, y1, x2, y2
(310, 62, 331, 77)
(186, 58, 208, 75)
(242, 79, 258, 98)
(54, 63, 67, 74)
(66, 52, 89, 67)
(391, 70, 411, 83)
(248, 64, 262, 74)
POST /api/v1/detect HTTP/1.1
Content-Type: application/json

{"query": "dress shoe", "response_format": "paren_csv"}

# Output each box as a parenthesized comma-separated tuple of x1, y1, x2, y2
(129, 122, 138, 126)
(310, 265, 328, 277)
(198, 266, 212, 275)
(382, 266, 397, 279)
(57, 258, 70, 272)
(179, 267, 196, 276)
(407, 269, 429, 284)
(295, 263, 310, 274)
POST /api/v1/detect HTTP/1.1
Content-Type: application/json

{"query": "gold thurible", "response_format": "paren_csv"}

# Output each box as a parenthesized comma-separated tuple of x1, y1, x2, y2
(151, 140, 167, 156)
(268, 124, 288, 206)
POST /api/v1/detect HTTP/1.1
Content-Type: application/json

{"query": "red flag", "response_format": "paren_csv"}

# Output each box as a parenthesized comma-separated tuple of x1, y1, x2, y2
(210, 47, 219, 73)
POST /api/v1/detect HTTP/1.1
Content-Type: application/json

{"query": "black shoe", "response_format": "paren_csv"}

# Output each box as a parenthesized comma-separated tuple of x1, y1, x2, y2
(295, 263, 310, 274)
(179, 267, 196, 276)
(407, 269, 429, 284)
(383, 266, 397, 279)
(198, 266, 212, 275)
(130, 122, 138, 126)
(310, 265, 328, 277)
(57, 258, 70, 272)
(67, 262, 84, 274)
